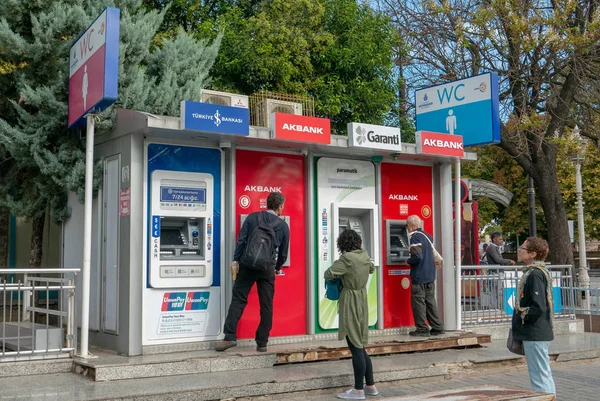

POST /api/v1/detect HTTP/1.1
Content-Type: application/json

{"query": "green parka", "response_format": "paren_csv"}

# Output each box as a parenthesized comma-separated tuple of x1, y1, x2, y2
(324, 249, 374, 348)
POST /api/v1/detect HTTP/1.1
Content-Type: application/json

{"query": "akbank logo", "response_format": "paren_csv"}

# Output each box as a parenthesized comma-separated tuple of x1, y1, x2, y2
(356, 126, 367, 145)
(214, 110, 221, 127)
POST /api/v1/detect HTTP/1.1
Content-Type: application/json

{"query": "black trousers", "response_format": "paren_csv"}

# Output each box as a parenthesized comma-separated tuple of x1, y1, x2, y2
(346, 337, 374, 390)
(411, 281, 443, 332)
(223, 265, 275, 347)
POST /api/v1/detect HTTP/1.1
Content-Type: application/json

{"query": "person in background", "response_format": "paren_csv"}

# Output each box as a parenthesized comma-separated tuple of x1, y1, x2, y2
(513, 237, 555, 395)
(324, 229, 377, 400)
(406, 215, 445, 337)
(484, 232, 515, 265)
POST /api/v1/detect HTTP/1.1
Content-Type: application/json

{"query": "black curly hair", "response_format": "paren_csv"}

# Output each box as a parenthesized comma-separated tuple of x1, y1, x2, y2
(337, 229, 362, 253)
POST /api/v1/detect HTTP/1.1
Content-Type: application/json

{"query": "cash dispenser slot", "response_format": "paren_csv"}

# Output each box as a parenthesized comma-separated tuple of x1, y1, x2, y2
(386, 220, 410, 265)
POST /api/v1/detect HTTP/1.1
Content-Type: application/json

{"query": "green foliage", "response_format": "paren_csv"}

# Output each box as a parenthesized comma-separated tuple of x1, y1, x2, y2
(190, 0, 400, 135)
(464, 131, 600, 241)
(0, 0, 220, 222)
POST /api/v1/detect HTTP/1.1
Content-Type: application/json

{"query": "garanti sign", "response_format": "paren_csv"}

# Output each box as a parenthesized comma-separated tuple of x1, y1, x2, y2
(271, 113, 331, 144)
(348, 123, 401, 152)
(415, 131, 464, 158)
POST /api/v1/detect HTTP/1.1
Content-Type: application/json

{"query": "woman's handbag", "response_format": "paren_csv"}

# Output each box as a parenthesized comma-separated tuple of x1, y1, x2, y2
(507, 329, 524, 355)
(325, 277, 342, 301)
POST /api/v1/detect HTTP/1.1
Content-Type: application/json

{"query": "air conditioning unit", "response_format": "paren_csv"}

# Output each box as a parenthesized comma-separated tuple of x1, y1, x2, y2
(254, 99, 303, 127)
(201, 89, 249, 109)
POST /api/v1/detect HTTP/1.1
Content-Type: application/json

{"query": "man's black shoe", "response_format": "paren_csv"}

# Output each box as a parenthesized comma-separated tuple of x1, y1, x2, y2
(409, 330, 430, 337)
(430, 329, 446, 335)
(256, 345, 267, 352)
(215, 340, 237, 351)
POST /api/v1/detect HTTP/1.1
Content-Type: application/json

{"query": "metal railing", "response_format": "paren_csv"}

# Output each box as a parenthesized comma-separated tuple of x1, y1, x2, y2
(460, 265, 576, 326)
(0, 268, 79, 362)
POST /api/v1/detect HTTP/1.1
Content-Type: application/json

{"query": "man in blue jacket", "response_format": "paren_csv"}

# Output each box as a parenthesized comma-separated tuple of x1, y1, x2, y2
(406, 215, 445, 337)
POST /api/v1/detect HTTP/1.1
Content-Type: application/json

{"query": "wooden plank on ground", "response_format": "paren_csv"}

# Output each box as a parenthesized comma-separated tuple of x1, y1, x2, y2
(276, 333, 491, 364)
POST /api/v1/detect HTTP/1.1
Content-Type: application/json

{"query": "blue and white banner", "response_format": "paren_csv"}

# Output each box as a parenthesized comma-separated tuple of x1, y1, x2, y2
(415, 72, 500, 147)
(180, 100, 249, 136)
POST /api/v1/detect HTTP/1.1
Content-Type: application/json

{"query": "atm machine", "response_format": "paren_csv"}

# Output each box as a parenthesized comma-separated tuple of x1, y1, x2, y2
(385, 220, 410, 265)
(333, 205, 379, 262)
(149, 170, 214, 288)
(145, 164, 222, 345)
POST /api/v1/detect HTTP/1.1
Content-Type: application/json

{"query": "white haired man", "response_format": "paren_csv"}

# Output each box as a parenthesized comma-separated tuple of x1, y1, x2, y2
(406, 215, 445, 337)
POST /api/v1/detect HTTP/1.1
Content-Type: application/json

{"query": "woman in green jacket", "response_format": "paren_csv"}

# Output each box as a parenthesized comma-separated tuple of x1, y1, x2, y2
(324, 229, 377, 400)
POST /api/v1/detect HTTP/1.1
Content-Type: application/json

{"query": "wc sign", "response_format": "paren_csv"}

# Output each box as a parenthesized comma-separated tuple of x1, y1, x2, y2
(415, 72, 500, 147)
(68, 7, 120, 128)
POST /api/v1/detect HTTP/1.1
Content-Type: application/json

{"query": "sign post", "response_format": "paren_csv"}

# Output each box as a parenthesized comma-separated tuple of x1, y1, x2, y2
(69, 7, 120, 358)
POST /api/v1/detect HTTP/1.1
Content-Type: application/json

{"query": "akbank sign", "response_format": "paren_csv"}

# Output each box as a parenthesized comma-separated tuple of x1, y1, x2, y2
(347, 123, 401, 152)
(415, 72, 500, 147)
(180, 100, 250, 136)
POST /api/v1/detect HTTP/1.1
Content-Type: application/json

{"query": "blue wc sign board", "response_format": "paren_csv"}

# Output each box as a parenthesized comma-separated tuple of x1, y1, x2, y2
(180, 100, 250, 136)
(415, 72, 500, 147)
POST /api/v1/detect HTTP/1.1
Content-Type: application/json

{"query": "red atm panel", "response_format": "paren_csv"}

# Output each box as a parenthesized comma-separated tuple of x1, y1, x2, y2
(235, 150, 307, 338)
(381, 163, 433, 328)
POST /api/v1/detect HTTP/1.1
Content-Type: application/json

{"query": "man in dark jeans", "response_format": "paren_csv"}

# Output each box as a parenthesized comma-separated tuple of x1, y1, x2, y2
(216, 192, 290, 352)
(406, 215, 445, 337)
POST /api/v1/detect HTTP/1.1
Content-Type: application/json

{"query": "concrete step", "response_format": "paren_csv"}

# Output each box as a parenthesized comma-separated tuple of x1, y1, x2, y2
(74, 332, 490, 382)
(0, 358, 72, 378)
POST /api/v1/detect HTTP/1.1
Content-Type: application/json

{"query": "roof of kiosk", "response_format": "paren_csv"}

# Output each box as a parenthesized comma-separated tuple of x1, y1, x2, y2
(107, 108, 477, 162)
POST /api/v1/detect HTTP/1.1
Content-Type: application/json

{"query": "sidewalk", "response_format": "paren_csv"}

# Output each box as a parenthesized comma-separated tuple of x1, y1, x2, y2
(0, 333, 599, 400)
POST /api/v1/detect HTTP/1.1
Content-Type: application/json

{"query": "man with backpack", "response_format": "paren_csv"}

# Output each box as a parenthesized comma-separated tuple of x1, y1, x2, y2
(216, 192, 290, 353)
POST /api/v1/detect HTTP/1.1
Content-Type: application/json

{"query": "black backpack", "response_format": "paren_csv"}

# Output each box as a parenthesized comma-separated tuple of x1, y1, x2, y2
(240, 212, 278, 271)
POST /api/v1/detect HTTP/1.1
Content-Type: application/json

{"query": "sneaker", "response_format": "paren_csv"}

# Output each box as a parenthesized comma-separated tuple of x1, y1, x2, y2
(337, 388, 366, 400)
(430, 328, 446, 335)
(409, 330, 430, 337)
(256, 345, 267, 352)
(364, 385, 379, 396)
(215, 340, 237, 352)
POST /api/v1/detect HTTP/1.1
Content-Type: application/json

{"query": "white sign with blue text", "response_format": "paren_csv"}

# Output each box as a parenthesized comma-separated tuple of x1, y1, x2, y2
(415, 73, 500, 147)
(180, 100, 249, 136)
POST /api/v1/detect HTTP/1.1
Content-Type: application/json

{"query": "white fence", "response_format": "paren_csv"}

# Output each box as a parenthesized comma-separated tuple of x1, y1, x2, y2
(0, 268, 79, 362)
(461, 265, 576, 326)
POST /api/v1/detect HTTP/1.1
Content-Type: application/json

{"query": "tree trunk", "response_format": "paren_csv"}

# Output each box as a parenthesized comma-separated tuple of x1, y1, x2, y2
(533, 163, 574, 266)
(0, 209, 8, 269)
(29, 212, 45, 268)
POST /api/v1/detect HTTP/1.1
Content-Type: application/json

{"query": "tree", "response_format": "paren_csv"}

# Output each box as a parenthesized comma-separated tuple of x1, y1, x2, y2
(379, 0, 600, 275)
(0, 0, 221, 267)
(188, 0, 400, 135)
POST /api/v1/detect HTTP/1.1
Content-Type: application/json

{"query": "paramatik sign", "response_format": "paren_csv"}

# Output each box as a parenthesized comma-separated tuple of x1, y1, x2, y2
(415, 131, 464, 158)
(271, 113, 331, 144)
(68, 7, 120, 128)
